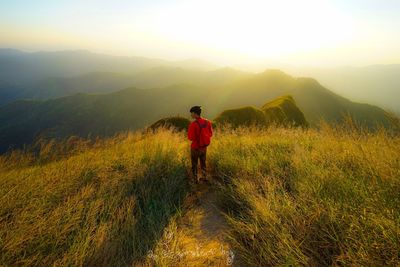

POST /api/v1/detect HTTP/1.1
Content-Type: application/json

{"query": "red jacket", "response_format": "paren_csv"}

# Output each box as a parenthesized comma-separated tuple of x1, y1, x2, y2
(188, 117, 213, 150)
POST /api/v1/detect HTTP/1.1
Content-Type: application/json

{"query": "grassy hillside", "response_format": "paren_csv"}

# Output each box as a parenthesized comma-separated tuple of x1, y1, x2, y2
(262, 95, 308, 127)
(214, 106, 266, 128)
(0, 130, 190, 266)
(149, 116, 190, 131)
(214, 95, 308, 128)
(208, 124, 400, 266)
(0, 125, 399, 266)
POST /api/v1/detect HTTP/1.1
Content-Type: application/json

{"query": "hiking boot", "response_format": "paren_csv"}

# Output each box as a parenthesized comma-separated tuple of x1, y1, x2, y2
(202, 173, 211, 182)
(191, 173, 200, 184)
(203, 178, 211, 184)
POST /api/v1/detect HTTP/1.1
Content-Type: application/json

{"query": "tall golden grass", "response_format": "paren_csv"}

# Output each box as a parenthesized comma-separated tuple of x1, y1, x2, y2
(0, 130, 190, 266)
(209, 123, 400, 266)
(0, 121, 399, 266)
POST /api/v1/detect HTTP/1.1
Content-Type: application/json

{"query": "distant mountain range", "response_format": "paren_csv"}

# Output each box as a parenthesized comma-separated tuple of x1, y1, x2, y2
(0, 49, 217, 84)
(0, 49, 252, 106)
(0, 67, 252, 106)
(234, 63, 400, 114)
(0, 68, 392, 153)
(1, 49, 399, 114)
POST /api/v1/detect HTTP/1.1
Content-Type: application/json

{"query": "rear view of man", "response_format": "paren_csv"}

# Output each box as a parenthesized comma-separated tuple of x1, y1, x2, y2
(188, 106, 213, 183)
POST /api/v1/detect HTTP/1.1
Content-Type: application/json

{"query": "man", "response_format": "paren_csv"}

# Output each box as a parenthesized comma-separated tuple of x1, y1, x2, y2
(188, 106, 213, 183)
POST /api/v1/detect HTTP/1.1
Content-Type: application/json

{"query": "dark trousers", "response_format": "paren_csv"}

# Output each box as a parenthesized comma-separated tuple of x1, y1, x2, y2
(191, 148, 207, 178)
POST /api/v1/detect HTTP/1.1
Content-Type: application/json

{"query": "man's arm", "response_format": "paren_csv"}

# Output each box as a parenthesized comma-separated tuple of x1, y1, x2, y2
(188, 122, 195, 141)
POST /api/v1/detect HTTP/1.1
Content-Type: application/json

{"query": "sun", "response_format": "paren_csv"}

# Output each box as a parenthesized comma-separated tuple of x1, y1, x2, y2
(144, 0, 355, 60)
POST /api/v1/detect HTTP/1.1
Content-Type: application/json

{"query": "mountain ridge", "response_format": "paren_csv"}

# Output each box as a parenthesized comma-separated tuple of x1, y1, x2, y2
(0, 69, 393, 153)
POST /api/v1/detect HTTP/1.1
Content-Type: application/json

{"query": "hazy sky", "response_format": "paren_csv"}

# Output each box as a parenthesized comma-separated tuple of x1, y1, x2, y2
(0, 0, 399, 66)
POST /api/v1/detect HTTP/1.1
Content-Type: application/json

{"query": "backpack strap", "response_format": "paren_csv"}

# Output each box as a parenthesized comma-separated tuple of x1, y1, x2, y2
(195, 119, 208, 128)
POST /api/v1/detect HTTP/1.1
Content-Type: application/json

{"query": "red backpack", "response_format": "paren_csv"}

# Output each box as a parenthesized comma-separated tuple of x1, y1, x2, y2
(196, 119, 211, 148)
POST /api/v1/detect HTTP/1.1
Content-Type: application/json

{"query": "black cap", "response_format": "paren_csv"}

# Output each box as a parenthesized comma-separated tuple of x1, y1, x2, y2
(190, 106, 202, 115)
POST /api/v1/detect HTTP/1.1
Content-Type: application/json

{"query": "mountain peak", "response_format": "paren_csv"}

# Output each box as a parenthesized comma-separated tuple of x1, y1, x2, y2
(259, 69, 293, 78)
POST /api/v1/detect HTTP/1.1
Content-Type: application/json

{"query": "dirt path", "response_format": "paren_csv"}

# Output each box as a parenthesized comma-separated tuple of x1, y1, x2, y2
(143, 181, 236, 266)
(174, 182, 235, 266)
